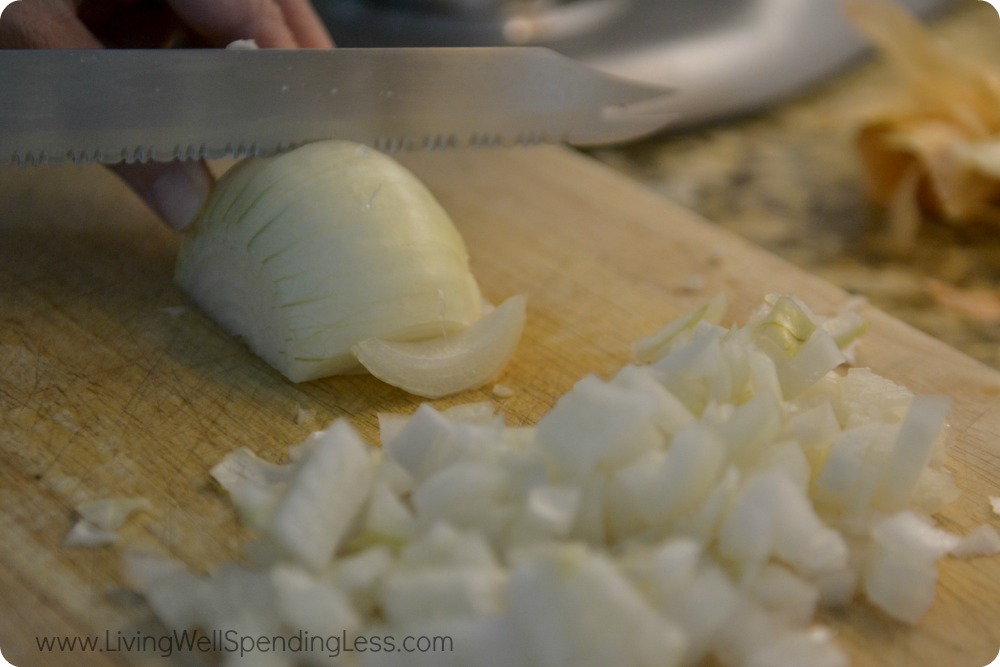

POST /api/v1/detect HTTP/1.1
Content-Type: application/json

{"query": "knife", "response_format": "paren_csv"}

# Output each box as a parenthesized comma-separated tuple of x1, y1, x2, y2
(0, 47, 675, 167)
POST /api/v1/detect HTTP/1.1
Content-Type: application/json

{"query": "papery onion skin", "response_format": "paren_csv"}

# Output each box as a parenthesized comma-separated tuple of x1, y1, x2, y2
(845, 0, 1000, 239)
(175, 140, 484, 383)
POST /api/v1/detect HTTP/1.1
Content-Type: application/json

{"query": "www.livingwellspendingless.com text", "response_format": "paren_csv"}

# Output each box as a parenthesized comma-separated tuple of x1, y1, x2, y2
(34, 628, 454, 660)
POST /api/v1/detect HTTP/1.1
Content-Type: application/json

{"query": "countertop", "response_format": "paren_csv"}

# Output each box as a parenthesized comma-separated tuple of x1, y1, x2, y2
(588, 0, 1000, 370)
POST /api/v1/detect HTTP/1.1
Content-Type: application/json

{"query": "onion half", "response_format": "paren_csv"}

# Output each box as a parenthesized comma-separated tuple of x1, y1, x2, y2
(176, 141, 521, 393)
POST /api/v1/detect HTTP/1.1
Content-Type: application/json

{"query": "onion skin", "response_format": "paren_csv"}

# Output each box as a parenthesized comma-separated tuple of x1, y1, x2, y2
(845, 0, 1000, 240)
(175, 140, 484, 383)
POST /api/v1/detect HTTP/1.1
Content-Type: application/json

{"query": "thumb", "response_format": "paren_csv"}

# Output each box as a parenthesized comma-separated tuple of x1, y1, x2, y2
(111, 160, 213, 232)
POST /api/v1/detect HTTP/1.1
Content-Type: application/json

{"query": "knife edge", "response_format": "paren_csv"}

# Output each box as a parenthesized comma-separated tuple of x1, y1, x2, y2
(0, 47, 676, 166)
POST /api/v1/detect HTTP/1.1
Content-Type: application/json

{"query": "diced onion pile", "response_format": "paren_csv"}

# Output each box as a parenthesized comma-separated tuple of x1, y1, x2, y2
(126, 294, 998, 667)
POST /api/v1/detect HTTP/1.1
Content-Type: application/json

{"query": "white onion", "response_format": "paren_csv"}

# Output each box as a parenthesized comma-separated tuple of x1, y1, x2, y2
(863, 511, 957, 623)
(265, 420, 377, 571)
(64, 497, 152, 548)
(873, 395, 952, 512)
(271, 563, 361, 639)
(122, 552, 206, 631)
(209, 447, 292, 531)
(176, 140, 522, 395)
(63, 520, 119, 548)
(75, 497, 152, 531)
(352, 294, 527, 398)
(950, 524, 1000, 558)
(632, 292, 727, 364)
(124, 293, 995, 667)
(507, 544, 686, 667)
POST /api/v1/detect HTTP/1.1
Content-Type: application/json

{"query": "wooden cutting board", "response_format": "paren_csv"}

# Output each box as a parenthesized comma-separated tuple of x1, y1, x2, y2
(1, 145, 998, 667)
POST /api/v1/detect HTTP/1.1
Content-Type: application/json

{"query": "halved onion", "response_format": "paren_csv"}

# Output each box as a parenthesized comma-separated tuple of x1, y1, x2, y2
(176, 140, 523, 394)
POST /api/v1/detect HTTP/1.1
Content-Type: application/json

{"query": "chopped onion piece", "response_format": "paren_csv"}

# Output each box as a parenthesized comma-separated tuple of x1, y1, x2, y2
(950, 524, 1000, 559)
(122, 553, 206, 631)
(873, 395, 952, 512)
(75, 497, 152, 531)
(507, 544, 686, 667)
(863, 511, 958, 623)
(64, 520, 118, 548)
(265, 420, 377, 570)
(491, 383, 515, 398)
(353, 295, 526, 398)
(755, 295, 818, 356)
(225, 38, 258, 49)
(633, 292, 727, 364)
(271, 563, 361, 638)
(64, 497, 153, 548)
(536, 373, 664, 482)
(210, 447, 292, 531)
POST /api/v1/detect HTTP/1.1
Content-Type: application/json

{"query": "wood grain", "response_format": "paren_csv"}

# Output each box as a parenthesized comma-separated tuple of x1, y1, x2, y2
(0, 145, 997, 667)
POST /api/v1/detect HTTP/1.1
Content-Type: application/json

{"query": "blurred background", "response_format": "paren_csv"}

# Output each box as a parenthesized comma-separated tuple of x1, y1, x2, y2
(318, 0, 1000, 370)
(317, 0, 949, 126)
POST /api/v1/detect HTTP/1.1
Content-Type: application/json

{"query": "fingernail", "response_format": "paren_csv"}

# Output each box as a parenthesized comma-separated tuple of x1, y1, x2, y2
(150, 163, 212, 231)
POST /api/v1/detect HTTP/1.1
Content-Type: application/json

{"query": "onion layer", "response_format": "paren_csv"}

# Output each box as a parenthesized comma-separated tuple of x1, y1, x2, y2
(352, 295, 527, 399)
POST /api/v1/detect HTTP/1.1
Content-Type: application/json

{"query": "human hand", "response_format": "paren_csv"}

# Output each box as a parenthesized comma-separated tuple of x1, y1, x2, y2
(0, 0, 335, 231)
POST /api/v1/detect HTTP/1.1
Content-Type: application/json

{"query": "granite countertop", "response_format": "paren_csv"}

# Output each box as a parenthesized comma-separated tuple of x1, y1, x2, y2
(587, 0, 1000, 370)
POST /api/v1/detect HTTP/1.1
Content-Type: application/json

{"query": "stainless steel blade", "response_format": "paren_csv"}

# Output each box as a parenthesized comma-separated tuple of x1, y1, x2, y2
(0, 47, 675, 166)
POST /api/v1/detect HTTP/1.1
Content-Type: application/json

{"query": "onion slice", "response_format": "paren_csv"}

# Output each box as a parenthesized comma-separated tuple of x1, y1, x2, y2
(352, 295, 526, 398)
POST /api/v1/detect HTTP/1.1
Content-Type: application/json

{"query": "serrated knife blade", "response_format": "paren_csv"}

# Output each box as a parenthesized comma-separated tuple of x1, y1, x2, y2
(0, 47, 676, 166)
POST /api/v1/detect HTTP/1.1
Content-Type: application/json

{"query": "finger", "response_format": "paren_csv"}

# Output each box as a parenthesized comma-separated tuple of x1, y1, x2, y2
(274, 0, 334, 48)
(110, 160, 214, 232)
(0, 0, 101, 48)
(165, 0, 333, 48)
(0, 0, 214, 231)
